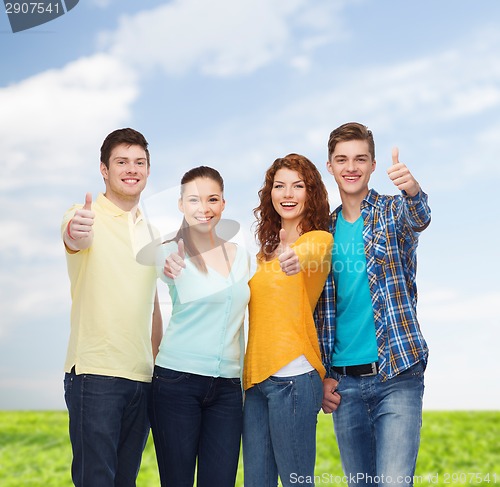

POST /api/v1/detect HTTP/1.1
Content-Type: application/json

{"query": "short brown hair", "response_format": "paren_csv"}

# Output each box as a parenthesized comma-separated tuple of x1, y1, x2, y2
(100, 128, 150, 168)
(327, 122, 375, 161)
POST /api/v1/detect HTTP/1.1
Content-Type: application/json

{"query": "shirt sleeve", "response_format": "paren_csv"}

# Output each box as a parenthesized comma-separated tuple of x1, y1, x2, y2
(313, 272, 335, 377)
(293, 231, 333, 271)
(401, 189, 431, 233)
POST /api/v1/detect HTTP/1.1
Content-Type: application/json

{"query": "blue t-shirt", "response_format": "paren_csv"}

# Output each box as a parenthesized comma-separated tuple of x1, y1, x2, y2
(332, 212, 378, 366)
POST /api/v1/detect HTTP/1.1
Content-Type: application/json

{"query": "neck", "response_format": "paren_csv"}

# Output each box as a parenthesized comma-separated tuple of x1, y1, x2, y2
(280, 220, 301, 245)
(188, 229, 222, 253)
(339, 189, 369, 223)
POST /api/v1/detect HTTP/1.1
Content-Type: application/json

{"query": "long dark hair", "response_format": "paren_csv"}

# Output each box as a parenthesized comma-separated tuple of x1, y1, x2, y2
(165, 166, 224, 273)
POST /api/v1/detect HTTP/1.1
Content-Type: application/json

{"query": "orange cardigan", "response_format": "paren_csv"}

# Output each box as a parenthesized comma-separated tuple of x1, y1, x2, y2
(243, 230, 333, 390)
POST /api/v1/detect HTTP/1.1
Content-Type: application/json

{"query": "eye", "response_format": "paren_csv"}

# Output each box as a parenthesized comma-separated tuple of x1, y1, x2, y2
(209, 197, 220, 203)
(273, 183, 284, 189)
(188, 198, 199, 204)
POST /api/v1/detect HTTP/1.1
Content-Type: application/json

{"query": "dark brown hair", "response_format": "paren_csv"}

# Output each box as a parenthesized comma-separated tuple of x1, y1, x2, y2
(100, 128, 150, 168)
(327, 122, 375, 161)
(254, 153, 330, 260)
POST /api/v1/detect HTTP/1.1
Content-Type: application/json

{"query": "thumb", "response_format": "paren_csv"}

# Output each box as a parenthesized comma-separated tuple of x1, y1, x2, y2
(83, 192, 92, 211)
(178, 238, 186, 259)
(279, 228, 288, 254)
(391, 146, 400, 166)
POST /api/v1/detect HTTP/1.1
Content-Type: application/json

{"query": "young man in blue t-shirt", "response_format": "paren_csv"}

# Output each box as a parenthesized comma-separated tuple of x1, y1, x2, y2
(315, 122, 431, 487)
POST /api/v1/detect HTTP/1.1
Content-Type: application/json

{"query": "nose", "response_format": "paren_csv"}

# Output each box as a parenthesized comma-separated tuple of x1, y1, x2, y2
(125, 161, 137, 173)
(284, 185, 294, 198)
(346, 159, 356, 172)
(199, 201, 210, 213)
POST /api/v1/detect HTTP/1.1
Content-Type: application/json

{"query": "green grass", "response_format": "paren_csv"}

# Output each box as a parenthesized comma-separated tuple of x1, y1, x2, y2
(0, 411, 499, 486)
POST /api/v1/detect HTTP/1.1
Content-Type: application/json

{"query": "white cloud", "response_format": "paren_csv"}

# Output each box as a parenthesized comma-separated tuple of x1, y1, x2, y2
(419, 287, 500, 325)
(418, 285, 500, 409)
(0, 53, 138, 191)
(0, 52, 140, 340)
(100, 0, 346, 77)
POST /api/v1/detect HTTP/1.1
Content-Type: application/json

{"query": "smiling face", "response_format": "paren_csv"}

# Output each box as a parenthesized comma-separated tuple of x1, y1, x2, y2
(327, 139, 376, 200)
(271, 168, 307, 228)
(100, 143, 150, 209)
(179, 177, 225, 235)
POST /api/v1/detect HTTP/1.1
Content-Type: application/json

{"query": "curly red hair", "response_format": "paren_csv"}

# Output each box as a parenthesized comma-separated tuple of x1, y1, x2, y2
(254, 153, 330, 260)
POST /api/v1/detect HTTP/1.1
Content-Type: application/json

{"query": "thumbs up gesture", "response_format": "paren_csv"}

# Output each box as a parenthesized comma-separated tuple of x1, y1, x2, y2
(277, 229, 301, 276)
(67, 193, 95, 242)
(163, 239, 186, 279)
(386, 147, 420, 197)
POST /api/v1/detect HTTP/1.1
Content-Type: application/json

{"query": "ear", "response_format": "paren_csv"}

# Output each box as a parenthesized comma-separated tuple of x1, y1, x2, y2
(221, 198, 226, 212)
(178, 197, 184, 213)
(100, 162, 108, 180)
(371, 159, 377, 173)
(326, 160, 334, 175)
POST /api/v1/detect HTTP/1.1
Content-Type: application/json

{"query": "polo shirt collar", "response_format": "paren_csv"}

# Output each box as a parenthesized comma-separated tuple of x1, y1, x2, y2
(96, 193, 143, 221)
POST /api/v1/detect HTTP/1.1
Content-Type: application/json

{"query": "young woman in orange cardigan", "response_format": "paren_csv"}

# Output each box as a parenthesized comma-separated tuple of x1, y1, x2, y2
(243, 153, 333, 487)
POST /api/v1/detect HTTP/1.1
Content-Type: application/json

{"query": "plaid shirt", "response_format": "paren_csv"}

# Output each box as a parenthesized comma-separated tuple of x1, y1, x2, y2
(314, 188, 431, 380)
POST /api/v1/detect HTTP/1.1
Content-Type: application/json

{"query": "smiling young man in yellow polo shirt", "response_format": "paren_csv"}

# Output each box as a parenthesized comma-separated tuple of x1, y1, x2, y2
(61, 128, 162, 487)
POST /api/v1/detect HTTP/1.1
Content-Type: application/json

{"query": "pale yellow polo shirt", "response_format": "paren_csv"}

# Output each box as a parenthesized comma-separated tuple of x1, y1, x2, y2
(61, 193, 157, 382)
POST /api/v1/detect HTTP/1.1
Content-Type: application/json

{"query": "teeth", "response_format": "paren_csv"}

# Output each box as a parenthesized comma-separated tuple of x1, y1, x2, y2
(196, 217, 211, 222)
(281, 202, 297, 207)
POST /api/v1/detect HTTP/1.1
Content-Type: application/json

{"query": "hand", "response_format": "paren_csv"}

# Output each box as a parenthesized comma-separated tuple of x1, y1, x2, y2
(68, 193, 94, 240)
(278, 229, 301, 276)
(387, 147, 420, 197)
(322, 377, 341, 413)
(163, 239, 186, 279)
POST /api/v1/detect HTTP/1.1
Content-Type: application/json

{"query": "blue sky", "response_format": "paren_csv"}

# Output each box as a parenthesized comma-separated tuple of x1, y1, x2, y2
(1, 0, 499, 410)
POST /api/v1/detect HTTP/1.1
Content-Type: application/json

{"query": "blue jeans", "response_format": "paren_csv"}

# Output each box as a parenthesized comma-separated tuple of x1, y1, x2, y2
(63, 371, 151, 487)
(243, 370, 323, 487)
(149, 366, 243, 487)
(331, 361, 425, 487)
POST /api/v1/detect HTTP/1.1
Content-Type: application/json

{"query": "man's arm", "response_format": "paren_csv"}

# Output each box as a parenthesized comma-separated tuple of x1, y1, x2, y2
(387, 147, 431, 232)
(63, 193, 95, 252)
(151, 289, 163, 361)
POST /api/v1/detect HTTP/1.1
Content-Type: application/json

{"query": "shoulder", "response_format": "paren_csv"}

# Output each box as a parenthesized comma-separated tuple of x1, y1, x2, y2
(297, 230, 333, 245)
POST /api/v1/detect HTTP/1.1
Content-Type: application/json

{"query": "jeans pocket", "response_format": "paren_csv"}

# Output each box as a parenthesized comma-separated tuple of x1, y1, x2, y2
(63, 373, 73, 409)
(308, 371, 323, 412)
(399, 361, 425, 378)
(267, 375, 294, 385)
(154, 366, 190, 384)
(329, 368, 343, 385)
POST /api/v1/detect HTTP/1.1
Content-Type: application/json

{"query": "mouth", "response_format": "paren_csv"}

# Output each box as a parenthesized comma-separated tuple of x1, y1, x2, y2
(343, 175, 361, 183)
(280, 202, 298, 209)
(122, 178, 140, 185)
(195, 216, 213, 223)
